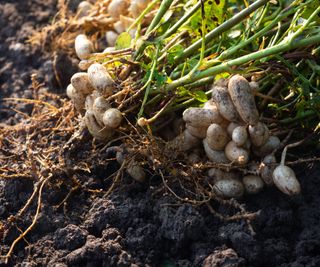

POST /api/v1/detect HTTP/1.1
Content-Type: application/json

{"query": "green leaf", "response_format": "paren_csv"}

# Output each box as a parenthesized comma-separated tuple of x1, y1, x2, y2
(191, 90, 208, 103)
(115, 32, 132, 50)
(301, 0, 320, 23)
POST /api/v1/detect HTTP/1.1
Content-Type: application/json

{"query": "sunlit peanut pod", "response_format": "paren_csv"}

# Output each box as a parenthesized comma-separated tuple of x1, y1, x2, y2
(113, 21, 125, 34)
(254, 135, 281, 157)
(183, 107, 223, 128)
(108, 0, 129, 19)
(103, 108, 123, 129)
(77, 1, 93, 18)
(84, 110, 114, 141)
(88, 63, 114, 95)
(92, 96, 111, 124)
(75, 34, 94, 60)
(259, 154, 276, 186)
(106, 31, 119, 47)
(228, 75, 260, 125)
(71, 72, 94, 95)
(66, 84, 86, 115)
(211, 85, 240, 122)
(232, 126, 248, 147)
(203, 99, 224, 124)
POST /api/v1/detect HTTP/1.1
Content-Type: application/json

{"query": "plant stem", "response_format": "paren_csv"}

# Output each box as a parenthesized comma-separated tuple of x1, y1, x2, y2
(146, 0, 175, 35)
(161, 0, 204, 39)
(175, 0, 269, 63)
(165, 34, 320, 92)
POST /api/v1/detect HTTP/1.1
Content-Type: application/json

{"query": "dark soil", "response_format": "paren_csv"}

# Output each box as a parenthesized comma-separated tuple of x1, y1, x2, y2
(1, 1, 320, 266)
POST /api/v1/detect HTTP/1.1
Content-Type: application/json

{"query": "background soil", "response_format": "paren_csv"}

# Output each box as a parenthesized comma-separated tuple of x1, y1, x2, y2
(0, 1, 320, 266)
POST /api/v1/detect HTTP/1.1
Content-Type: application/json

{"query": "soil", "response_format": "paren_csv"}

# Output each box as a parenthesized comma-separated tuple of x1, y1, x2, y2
(0, 1, 320, 266)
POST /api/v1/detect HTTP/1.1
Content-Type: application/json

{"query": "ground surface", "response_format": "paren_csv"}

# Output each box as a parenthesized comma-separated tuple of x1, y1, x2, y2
(0, 1, 320, 266)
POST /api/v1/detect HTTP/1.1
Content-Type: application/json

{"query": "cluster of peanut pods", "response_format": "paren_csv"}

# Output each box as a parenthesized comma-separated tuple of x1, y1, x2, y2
(170, 75, 301, 198)
(67, 1, 301, 198)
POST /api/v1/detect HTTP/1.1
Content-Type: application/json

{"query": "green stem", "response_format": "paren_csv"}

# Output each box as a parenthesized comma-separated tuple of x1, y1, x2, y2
(175, 0, 269, 63)
(165, 34, 320, 92)
(146, 0, 175, 35)
(161, 0, 204, 39)
(280, 110, 316, 124)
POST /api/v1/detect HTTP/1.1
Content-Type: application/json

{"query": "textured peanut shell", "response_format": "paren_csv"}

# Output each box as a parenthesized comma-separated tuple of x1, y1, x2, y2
(206, 123, 228, 151)
(88, 63, 114, 95)
(243, 175, 264, 194)
(255, 135, 280, 157)
(103, 108, 123, 129)
(75, 34, 93, 60)
(232, 126, 248, 147)
(84, 110, 114, 140)
(225, 141, 249, 166)
(259, 154, 276, 186)
(212, 86, 239, 122)
(272, 165, 301, 195)
(213, 178, 244, 199)
(228, 75, 259, 125)
(249, 122, 269, 147)
(71, 72, 94, 95)
(106, 31, 118, 47)
(183, 107, 223, 128)
(203, 139, 229, 163)
(108, 0, 129, 19)
(185, 123, 207, 139)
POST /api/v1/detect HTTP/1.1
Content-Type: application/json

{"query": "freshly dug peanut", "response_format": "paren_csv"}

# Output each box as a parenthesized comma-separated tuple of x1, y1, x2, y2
(249, 122, 269, 147)
(203, 139, 229, 163)
(103, 108, 123, 129)
(71, 72, 94, 95)
(211, 86, 239, 122)
(84, 110, 114, 140)
(77, 1, 93, 18)
(92, 96, 111, 123)
(227, 122, 241, 136)
(75, 34, 94, 60)
(168, 129, 200, 152)
(113, 21, 125, 34)
(228, 75, 259, 125)
(208, 168, 239, 183)
(272, 165, 300, 195)
(255, 135, 281, 157)
(126, 160, 146, 182)
(206, 123, 228, 151)
(225, 141, 249, 166)
(66, 84, 86, 114)
(108, 0, 129, 19)
(259, 154, 276, 186)
(185, 123, 207, 139)
(88, 63, 114, 95)
(106, 31, 119, 47)
(243, 175, 264, 194)
(183, 107, 222, 128)
(203, 99, 224, 123)
(232, 126, 248, 147)
(214, 178, 244, 199)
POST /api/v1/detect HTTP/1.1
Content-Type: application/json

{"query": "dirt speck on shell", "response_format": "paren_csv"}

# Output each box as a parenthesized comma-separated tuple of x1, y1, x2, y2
(1, 1, 320, 266)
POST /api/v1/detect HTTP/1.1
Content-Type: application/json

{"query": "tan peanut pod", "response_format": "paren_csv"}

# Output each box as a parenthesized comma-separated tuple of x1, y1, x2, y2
(249, 122, 269, 147)
(225, 141, 249, 166)
(208, 168, 239, 183)
(228, 75, 259, 125)
(214, 178, 244, 199)
(106, 31, 119, 47)
(84, 110, 114, 140)
(206, 123, 229, 151)
(79, 60, 94, 71)
(103, 108, 123, 129)
(168, 129, 200, 152)
(85, 91, 101, 110)
(211, 86, 240, 122)
(108, 0, 129, 19)
(272, 165, 301, 195)
(243, 175, 264, 194)
(127, 160, 146, 182)
(71, 72, 94, 95)
(203, 99, 224, 123)
(259, 154, 276, 186)
(183, 107, 223, 128)
(92, 96, 111, 124)
(88, 63, 114, 95)
(227, 122, 241, 136)
(113, 21, 125, 34)
(255, 135, 281, 157)
(203, 139, 229, 163)
(75, 34, 94, 60)
(232, 126, 248, 147)
(185, 123, 207, 139)
(77, 1, 93, 18)
(67, 84, 86, 114)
